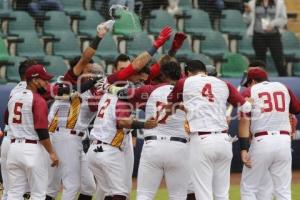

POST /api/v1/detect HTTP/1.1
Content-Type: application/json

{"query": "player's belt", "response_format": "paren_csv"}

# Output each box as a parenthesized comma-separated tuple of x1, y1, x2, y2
(91, 140, 111, 146)
(254, 130, 290, 137)
(197, 130, 227, 135)
(11, 139, 38, 144)
(144, 136, 188, 143)
(56, 128, 85, 137)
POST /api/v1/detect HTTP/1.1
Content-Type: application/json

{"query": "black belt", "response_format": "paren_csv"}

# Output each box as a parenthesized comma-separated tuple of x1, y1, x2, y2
(92, 140, 111, 145)
(56, 128, 84, 137)
(197, 130, 227, 135)
(144, 136, 187, 143)
(11, 139, 38, 144)
(254, 130, 290, 138)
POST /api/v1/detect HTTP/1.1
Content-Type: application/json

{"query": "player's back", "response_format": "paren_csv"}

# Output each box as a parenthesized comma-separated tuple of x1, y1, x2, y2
(183, 74, 229, 132)
(144, 85, 186, 138)
(9, 81, 27, 97)
(250, 81, 291, 133)
(8, 90, 39, 140)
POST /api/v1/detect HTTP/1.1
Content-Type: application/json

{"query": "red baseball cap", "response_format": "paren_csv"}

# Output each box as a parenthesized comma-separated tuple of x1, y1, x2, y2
(242, 67, 268, 87)
(25, 64, 54, 81)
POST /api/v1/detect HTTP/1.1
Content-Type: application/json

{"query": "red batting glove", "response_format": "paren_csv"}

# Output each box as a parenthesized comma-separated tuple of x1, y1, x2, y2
(153, 26, 173, 49)
(171, 32, 187, 51)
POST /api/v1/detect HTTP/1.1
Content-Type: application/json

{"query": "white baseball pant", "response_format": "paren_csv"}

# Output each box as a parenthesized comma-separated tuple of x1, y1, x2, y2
(6, 140, 48, 200)
(137, 139, 189, 200)
(189, 133, 233, 200)
(241, 134, 292, 200)
(80, 152, 96, 196)
(1, 136, 11, 200)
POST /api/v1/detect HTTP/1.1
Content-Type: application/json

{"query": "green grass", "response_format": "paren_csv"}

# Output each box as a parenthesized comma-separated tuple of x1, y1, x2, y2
(56, 184, 300, 199)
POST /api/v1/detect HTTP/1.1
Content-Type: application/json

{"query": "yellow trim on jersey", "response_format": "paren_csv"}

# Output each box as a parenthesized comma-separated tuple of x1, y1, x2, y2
(48, 110, 59, 133)
(184, 120, 191, 134)
(111, 129, 125, 147)
(66, 97, 81, 129)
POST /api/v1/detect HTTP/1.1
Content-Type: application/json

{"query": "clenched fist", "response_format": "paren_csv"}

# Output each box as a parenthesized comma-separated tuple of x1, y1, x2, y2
(144, 119, 158, 129)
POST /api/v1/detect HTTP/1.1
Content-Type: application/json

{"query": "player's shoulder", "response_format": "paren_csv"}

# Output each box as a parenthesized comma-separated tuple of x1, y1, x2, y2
(240, 87, 251, 98)
(32, 92, 47, 105)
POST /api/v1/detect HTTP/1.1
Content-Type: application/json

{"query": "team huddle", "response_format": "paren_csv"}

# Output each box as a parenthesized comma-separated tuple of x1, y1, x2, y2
(2, 19, 300, 200)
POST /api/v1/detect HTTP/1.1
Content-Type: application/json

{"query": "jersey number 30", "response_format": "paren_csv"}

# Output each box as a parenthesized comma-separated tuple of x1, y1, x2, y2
(258, 91, 285, 113)
(13, 102, 23, 124)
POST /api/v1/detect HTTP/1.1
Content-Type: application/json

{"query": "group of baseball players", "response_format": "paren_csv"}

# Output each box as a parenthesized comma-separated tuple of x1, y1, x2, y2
(1, 17, 300, 200)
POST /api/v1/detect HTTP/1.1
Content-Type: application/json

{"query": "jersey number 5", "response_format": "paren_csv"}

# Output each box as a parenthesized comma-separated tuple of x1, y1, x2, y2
(13, 102, 23, 124)
(97, 99, 111, 118)
(202, 83, 215, 102)
(258, 91, 285, 113)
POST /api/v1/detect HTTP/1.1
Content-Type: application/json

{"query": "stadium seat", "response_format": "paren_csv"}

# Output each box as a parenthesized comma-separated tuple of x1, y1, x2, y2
(221, 53, 248, 77)
(52, 31, 81, 59)
(0, 0, 11, 15)
(126, 32, 152, 57)
(96, 33, 119, 63)
(113, 9, 142, 37)
(78, 10, 105, 38)
(5, 56, 26, 82)
(281, 31, 300, 61)
(60, 0, 84, 15)
(43, 55, 68, 82)
(200, 31, 229, 60)
(148, 9, 177, 36)
(178, 0, 193, 9)
(43, 11, 71, 36)
(187, 53, 213, 65)
(16, 33, 45, 58)
(292, 62, 300, 76)
(7, 11, 36, 36)
(237, 35, 255, 58)
(0, 77, 7, 84)
(220, 10, 247, 39)
(163, 33, 193, 62)
(183, 9, 213, 39)
(0, 38, 9, 64)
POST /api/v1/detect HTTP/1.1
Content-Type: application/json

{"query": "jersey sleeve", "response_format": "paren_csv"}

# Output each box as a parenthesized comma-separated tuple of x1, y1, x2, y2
(63, 69, 78, 85)
(32, 93, 49, 129)
(107, 64, 137, 84)
(287, 88, 300, 114)
(167, 78, 185, 103)
(226, 82, 246, 107)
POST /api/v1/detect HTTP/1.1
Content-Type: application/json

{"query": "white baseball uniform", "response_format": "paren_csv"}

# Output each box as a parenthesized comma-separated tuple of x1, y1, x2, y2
(240, 81, 300, 200)
(135, 84, 189, 200)
(6, 90, 49, 199)
(87, 93, 132, 199)
(168, 74, 250, 200)
(47, 89, 98, 199)
(1, 81, 28, 200)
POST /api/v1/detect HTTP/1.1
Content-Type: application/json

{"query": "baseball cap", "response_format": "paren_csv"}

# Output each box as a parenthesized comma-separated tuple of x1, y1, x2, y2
(25, 64, 54, 81)
(242, 67, 268, 87)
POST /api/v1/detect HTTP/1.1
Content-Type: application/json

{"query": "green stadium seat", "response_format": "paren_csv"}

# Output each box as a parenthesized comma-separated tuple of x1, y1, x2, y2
(8, 11, 36, 36)
(126, 32, 152, 57)
(96, 33, 119, 63)
(60, 0, 84, 15)
(237, 35, 255, 58)
(16, 33, 45, 58)
(113, 9, 142, 37)
(178, 0, 193, 9)
(200, 31, 229, 60)
(292, 62, 300, 76)
(148, 9, 177, 36)
(220, 10, 247, 39)
(281, 31, 300, 61)
(43, 55, 68, 82)
(43, 11, 71, 36)
(5, 56, 26, 82)
(0, 77, 7, 84)
(52, 31, 81, 59)
(183, 9, 213, 39)
(0, 0, 12, 15)
(78, 10, 105, 38)
(163, 33, 193, 62)
(187, 53, 213, 65)
(221, 53, 248, 77)
(0, 38, 9, 64)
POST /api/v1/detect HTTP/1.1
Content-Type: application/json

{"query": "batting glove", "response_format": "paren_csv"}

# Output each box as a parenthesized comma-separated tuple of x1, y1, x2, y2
(153, 26, 173, 49)
(171, 32, 187, 52)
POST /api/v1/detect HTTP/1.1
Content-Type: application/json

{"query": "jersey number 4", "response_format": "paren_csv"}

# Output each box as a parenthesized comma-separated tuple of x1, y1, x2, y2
(13, 102, 23, 124)
(258, 91, 285, 113)
(97, 99, 111, 118)
(202, 83, 215, 102)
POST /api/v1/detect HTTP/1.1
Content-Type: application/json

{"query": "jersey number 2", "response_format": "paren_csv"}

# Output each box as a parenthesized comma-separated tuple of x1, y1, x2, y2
(202, 83, 214, 102)
(258, 91, 285, 113)
(97, 99, 111, 118)
(13, 102, 23, 124)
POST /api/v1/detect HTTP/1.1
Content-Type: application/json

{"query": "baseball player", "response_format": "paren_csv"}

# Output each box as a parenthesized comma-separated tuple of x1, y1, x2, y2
(238, 67, 300, 200)
(167, 60, 251, 200)
(5, 65, 59, 199)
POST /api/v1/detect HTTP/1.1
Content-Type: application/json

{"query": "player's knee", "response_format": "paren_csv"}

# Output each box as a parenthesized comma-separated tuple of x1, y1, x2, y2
(186, 193, 196, 200)
(112, 195, 127, 200)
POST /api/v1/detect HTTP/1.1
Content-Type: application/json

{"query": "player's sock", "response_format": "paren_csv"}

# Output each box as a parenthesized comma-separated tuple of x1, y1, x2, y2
(112, 195, 126, 200)
(104, 196, 113, 200)
(186, 193, 196, 200)
(45, 195, 54, 200)
(78, 193, 93, 200)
